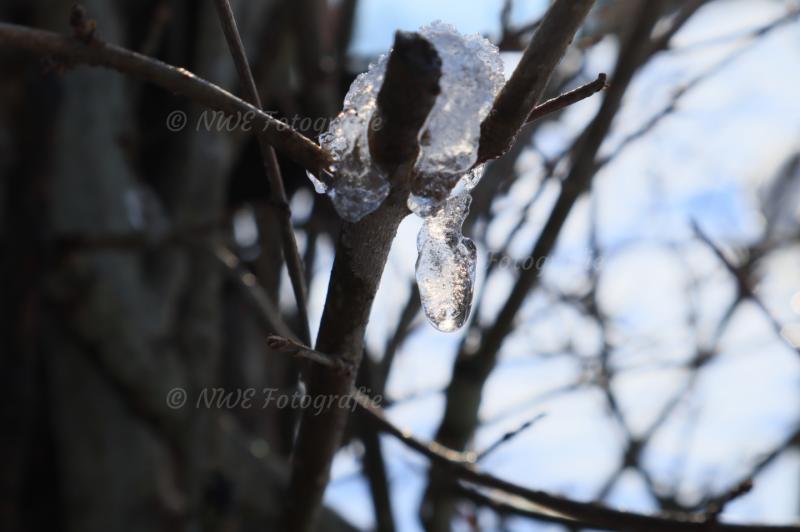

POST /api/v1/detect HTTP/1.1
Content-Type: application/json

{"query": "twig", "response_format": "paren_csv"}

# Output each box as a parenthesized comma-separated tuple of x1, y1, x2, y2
(369, 31, 442, 178)
(355, 390, 798, 531)
(266, 335, 355, 376)
(213, 246, 297, 341)
(525, 73, 607, 124)
(212, 0, 311, 344)
(703, 479, 753, 525)
(477, 0, 596, 163)
(0, 22, 332, 173)
(691, 221, 800, 357)
(476, 413, 546, 462)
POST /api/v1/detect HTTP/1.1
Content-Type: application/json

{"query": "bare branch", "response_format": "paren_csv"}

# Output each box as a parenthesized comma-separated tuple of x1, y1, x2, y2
(285, 31, 442, 532)
(228, 232, 800, 532)
(476, 413, 546, 462)
(478, 0, 596, 163)
(356, 391, 798, 532)
(212, 0, 312, 343)
(0, 21, 332, 173)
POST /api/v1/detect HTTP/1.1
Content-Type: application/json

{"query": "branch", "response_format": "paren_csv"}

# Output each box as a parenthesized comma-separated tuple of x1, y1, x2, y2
(354, 391, 799, 532)
(477, 0, 596, 163)
(212, 0, 311, 344)
(284, 31, 441, 532)
(266, 335, 355, 376)
(0, 21, 332, 173)
(475, 413, 546, 462)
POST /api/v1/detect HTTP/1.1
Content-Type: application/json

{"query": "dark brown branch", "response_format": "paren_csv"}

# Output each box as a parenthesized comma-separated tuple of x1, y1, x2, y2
(477, 0, 596, 163)
(212, 0, 311, 344)
(214, 247, 297, 341)
(285, 31, 441, 532)
(0, 21, 332, 173)
(525, 73, 607, 124)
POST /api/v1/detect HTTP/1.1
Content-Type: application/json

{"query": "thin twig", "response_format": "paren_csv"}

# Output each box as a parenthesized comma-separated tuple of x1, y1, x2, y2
(525, 73, 607, 124)
(266, 335, 355, 376)
(476, 413, 546, 462)
(691, 221, 800, 357)
(355, 389, 798, 532)
(212, 0, 311, 344)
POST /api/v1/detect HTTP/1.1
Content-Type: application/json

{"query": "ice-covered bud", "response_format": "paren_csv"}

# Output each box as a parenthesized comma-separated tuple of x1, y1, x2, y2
(410, 21, 504, 213)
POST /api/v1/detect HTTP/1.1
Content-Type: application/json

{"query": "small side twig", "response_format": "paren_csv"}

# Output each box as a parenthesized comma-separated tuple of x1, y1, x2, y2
(266, 335, 355, 377)
(702, 479, 754, 526)
(525, 73, 607, 124)
(476, 413, 546, 462)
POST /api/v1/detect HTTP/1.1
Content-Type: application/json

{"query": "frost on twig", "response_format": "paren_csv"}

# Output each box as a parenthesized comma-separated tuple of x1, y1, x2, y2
(310, 22, 505, 332)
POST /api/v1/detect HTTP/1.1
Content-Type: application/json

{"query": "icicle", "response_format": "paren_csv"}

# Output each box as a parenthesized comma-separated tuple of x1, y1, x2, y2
(416, 192, 477, 332)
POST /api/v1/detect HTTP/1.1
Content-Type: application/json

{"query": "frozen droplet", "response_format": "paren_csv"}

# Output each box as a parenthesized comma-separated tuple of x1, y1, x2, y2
(416, 193, 476, 332)
(305, 170, 329, 194)
(412, 22, 504, 204)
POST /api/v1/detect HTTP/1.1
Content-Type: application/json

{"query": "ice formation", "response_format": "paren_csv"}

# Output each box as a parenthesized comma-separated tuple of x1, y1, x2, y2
(410, 22, 504, 214)
(416, 192, 477, 332)
(412, 22, 501, 332)
(317, 54, 389, 222)
(310, 21, 503, 331)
